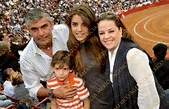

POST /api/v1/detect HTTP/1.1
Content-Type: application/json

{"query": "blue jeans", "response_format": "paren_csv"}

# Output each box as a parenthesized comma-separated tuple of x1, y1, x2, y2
(0, 99, 14, 107)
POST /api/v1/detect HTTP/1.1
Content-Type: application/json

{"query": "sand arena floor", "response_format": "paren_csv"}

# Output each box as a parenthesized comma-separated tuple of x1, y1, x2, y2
(121, 4, 169, 57)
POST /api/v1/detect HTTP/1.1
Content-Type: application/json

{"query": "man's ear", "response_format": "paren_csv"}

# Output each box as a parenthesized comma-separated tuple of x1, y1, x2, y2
(26, 26, 31, 32)
(51, 18, 55, 26)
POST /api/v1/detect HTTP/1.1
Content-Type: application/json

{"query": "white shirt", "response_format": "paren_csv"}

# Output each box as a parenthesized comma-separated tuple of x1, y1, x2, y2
(3, 81, 15, 97)
(20, 24, 69, 97)
(109, 44, 119, 84)
(109, 47, 160, 109)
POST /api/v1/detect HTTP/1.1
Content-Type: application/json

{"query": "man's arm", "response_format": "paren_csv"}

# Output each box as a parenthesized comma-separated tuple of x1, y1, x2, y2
(37, 87, 49, 97)
(20, 58, 43, 98)
(37, 86, 77, 98)
(52, 84, 77, 99)
(21, 59, 77, 99)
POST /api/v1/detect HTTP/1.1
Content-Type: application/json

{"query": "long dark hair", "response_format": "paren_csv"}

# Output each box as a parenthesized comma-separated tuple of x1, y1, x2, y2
(65, 4, 107, 74)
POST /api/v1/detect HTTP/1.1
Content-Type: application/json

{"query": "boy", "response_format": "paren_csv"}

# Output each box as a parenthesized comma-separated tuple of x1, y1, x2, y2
(47, 50, 90, 109)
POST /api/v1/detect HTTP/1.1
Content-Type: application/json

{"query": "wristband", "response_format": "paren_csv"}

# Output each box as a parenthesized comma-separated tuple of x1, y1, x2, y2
(48, 89, 54, 98)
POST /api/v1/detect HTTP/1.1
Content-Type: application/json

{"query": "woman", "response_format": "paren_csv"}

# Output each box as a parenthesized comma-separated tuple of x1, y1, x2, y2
(152, 43, 169, 90)
(65, 4, 113, 109)
(96, 12, 168, 109)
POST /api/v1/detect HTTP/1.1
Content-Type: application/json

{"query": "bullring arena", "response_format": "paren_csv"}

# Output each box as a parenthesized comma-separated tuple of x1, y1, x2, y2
(121, 0, 169, 58)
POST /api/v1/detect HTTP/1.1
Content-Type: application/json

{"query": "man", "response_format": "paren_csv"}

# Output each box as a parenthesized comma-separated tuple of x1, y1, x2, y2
(20, 8, 76, 100)
(153, 43, 169, 90)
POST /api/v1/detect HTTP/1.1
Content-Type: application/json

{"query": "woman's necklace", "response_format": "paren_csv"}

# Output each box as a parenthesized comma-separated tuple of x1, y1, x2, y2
(37, 42, 52, 50)
(47, 47, 50, 49)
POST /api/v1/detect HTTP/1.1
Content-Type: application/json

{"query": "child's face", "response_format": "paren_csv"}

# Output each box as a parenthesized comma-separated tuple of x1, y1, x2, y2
(53, 64, 70, 82)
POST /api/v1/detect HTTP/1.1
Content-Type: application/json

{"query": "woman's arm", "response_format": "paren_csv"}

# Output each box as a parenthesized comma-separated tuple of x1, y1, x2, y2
(127, 48, 160, 109)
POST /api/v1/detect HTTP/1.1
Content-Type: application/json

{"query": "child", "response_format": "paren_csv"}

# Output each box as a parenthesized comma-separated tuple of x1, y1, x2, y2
(47, 50, 90, 109)
(11, 71, 39, 108)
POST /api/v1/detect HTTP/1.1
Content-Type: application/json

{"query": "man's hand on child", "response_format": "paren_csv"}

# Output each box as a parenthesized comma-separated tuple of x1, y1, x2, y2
(53, 84, 77, 99)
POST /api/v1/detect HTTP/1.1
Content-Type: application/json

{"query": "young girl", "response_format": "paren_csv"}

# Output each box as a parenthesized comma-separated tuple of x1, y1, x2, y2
(65, 4, 113, 109)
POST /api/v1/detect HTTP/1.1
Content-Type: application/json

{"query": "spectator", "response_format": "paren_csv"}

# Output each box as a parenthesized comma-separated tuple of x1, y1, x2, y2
(0, 41, 20, 80)
(65, 4, 113, 109)
(20, 8, 76, 104)
(153, 43, 169, 90)
(0, 32, 11, 42)
(2, 68, 15, 98)
(11, 71, 39, 108)
(47, 50, 90, 109)
(0, 32, 27, 60)
(96, 11, 168, 109)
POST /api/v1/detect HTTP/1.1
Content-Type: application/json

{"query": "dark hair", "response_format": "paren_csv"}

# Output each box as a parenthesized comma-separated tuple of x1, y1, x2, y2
(153, 43, 167, 59)
(65, 4, 107, 74)
(51, 50, 75, 71)
(0, 33, 4, 41)
(65, 4, 96, 33)
(96, 12, 132, 42)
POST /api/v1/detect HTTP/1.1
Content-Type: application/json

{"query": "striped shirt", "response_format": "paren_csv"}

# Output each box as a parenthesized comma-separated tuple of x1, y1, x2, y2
(47, 73, 90, 109)
(20, 24, 69, 97)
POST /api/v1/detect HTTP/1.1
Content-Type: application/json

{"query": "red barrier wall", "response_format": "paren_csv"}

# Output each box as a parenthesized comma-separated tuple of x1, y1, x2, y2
(123, 0, 169, 16)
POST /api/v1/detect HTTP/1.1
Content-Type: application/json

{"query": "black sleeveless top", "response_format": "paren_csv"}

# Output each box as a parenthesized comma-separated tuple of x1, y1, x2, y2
(106, 40, 168, 109)
(79, 44, 113, 109)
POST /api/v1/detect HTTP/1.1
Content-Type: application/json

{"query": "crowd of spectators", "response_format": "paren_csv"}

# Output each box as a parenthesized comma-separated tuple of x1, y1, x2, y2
(0, 0, 162, 108)
(0, 0, 156, 46)
(0, 0, 160, 92)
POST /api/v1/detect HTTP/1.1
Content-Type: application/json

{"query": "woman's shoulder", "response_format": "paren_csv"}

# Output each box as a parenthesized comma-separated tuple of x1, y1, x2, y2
(127, 48, 148, 60)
